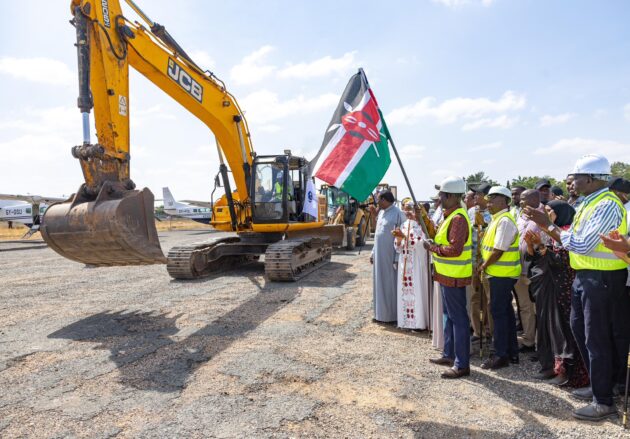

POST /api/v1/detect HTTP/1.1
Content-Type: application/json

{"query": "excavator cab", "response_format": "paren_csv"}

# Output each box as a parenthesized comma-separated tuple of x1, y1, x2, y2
(251, 153, 306, 224)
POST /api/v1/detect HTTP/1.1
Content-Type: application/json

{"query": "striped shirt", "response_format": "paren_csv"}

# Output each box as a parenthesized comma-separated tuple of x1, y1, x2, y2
(559, 187, 624, 255)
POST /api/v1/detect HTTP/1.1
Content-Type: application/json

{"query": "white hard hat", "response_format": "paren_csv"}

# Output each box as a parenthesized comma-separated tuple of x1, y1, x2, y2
(439, 176, 466, 194)
(488, 186, 512, 200)
(571, 154, 611, 176)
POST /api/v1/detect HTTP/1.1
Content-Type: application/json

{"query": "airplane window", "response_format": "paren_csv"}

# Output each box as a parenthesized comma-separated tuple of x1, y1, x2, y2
(26, 208, 32, 214)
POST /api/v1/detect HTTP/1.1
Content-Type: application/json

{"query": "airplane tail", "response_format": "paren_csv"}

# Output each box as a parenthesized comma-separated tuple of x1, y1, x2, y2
(162, 187, 178, 208)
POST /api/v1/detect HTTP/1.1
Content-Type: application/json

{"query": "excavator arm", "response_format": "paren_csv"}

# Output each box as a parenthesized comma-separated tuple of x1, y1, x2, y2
(42, 0, 254, 265)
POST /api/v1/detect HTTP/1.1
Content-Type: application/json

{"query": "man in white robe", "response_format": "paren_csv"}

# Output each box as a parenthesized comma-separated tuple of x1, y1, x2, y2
(370, 190, 406, 323)
(393, 201, 431, 329)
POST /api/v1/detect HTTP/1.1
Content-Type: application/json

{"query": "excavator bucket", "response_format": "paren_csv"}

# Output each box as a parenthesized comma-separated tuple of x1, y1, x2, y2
(41, 184, 166, 266)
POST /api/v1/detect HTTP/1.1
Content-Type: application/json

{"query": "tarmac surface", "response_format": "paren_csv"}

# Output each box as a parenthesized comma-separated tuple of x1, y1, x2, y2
(0, 230, 627, 438)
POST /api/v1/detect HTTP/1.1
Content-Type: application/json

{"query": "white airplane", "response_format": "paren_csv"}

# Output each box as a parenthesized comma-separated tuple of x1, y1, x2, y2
(162, 187, 212, 224)
(0, 194, 66, 238)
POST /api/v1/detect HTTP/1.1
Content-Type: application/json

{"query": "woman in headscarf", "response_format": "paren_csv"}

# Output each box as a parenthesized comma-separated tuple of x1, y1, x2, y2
(392, 200, 431, 330)
(524, 200, 589, 388)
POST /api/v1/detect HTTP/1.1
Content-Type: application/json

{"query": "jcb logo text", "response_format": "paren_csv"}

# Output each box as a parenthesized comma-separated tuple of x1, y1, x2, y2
(167, 59, 203, 103)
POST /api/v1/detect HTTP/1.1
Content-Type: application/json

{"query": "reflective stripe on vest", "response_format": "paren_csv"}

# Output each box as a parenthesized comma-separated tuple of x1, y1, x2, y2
(481, 211, 522, 278)
(433, 208, 473, 278)
(569, 191, 628, 271)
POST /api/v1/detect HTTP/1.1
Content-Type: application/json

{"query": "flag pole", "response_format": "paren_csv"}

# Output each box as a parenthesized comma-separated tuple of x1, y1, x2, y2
(359, 68, 433, 330)
(358, 69, 428, 238)
(386, 136, 429, 238)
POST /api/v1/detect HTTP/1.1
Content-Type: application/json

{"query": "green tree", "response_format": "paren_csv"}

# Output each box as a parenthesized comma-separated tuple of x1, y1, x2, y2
(466, 171, 498, 186)
(611, 161, 630, 179)
(511, 175, 567, 194)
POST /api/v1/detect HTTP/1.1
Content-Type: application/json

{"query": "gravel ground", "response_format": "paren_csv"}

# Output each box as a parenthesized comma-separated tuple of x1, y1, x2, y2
(0, 230, 626, 438)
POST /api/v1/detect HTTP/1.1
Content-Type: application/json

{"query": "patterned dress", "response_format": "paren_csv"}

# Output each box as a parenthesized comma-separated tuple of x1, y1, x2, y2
(527, 241, 589, 388)
(394, 219, 430, 330)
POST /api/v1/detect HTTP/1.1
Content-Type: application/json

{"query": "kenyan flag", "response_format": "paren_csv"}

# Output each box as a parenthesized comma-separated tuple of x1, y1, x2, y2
(312, 70, 391, 201)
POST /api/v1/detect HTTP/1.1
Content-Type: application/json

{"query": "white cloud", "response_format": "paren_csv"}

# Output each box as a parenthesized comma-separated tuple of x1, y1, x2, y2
(231, 48, 359, 84)
(432, 0, 496, 8)
(0, 57, 74, 86)
(277, 52, 357, 79)
(470, 141, 502, 151)
(399, 144, 426, 158)
(0, 106, 78, 134)
(189, 50, 216, 72)
(230, 46, 276, 85)
(387, 91, 526, 129)
(624, 104, 630, 122)
(462, 115, 518, 131)
(534, 137, 630, 161)
(539, 113, 575, 127)
(240, 90, 339, 124)
(131, 105, 177, 128)
(257, 124, 283, 133)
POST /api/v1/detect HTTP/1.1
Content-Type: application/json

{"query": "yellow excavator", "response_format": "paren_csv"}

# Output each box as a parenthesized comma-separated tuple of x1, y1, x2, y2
(319, 184, 371, 249)
(41, 0, 337, 281)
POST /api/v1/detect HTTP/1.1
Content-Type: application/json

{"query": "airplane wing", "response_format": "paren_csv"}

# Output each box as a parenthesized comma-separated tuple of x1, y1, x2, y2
(181, 200, 213, 208)
(0, 193, 66, 204)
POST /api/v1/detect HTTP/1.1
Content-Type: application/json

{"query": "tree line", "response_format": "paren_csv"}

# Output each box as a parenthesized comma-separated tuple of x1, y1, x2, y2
(465, 161, 630, 192)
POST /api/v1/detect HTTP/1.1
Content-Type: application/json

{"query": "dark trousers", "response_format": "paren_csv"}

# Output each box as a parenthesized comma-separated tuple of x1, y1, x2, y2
(535, 293, 555, 372)
(441, 285, 470, 369)
(571, 269, 628, 406)
(612, 285, 630, 387)
(489, 277, 519, 359)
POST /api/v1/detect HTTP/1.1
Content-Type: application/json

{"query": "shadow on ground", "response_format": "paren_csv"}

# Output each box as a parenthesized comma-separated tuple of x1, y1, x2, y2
(173, 259, 358, 289)
(408, 420, 514, 438)
(468, 369, 575, 421)
(408, 405, 559, 438)
(48, 287, 301, 392)
(48, 260, 357, 392)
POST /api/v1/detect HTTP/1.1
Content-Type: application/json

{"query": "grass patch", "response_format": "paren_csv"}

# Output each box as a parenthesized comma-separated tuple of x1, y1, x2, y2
(0, 218, 212, 241)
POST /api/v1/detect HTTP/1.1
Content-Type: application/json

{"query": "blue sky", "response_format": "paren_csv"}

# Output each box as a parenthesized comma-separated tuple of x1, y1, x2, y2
(1, 0, 629, 201)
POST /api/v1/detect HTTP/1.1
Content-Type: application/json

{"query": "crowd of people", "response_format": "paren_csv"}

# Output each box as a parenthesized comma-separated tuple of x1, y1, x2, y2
(370, 153, 630, 422)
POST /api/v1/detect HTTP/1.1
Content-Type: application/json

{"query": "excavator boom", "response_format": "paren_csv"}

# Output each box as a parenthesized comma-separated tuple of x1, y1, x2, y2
(43, 0, 334, 280)
(42, 0, 254, 266)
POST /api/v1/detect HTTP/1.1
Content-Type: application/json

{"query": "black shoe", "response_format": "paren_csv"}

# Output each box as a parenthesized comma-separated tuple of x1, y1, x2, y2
(518, 344, 535, 353)
(533, 369, 556, 380)
(481, 356, 510, 370)
(572, 402, 618, 421)
(429, 357, 454, 367)
(441, 366, 470, 379)
(372, 319, 396, 326)
(571, 386, 593, 401)
(547, 374, 569, 386)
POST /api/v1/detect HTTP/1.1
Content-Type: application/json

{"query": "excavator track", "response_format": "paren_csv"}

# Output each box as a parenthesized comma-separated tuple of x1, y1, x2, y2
(264, 237, 332, 281)
(166, 236, 251, 280)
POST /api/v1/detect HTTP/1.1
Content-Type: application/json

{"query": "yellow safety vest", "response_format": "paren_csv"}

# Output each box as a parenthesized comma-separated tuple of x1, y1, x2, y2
(273, 181, 283, 201)
(481, 211, 522, 278)
(569, 190, 628, 271)
(433, 208, 473, 278)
